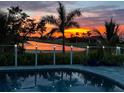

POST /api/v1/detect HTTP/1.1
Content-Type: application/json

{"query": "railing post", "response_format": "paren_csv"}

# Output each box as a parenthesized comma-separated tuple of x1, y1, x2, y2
(86, 46, 89, 56)
(102, 46, 105, 49)
(35, 44, 38, 66)
(116, 46, 121, 55)
(53, 46, 56, 65)
(15, 44, 17, 67)
(70, 46, 73, 65)
(103, 46, 105, 55)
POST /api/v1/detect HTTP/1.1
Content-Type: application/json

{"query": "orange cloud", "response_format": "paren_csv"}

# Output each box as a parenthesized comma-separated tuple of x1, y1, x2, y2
(93, 24, 124, 35)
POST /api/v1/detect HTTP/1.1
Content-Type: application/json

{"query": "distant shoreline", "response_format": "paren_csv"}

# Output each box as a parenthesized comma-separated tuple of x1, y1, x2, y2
(24, 41, 85, 51)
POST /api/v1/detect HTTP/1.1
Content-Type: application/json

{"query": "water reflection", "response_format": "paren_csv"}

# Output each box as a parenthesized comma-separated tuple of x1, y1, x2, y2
(0, 71, 123, 92)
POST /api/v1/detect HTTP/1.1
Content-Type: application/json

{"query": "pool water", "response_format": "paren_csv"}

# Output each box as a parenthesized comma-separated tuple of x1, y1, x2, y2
(0, 70, 123, 92)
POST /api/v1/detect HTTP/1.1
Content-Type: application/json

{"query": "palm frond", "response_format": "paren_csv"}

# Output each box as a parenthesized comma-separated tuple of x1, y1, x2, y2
(37, 20, 46, 37)
(105, 18, 120, 43)
(65, 21, 80, 28)
(57, 2, 66, 25)
(46, 28, 59, 37)
(66, 9, 81, 23)
(114, 24, 119, 33)
(90, 29, 104, 39)
(42, 15, 59, 26)
(38, 19, 46, 31)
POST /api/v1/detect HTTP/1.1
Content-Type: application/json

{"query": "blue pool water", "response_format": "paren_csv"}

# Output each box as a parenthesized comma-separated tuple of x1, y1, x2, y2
(0, 70, 123, 92)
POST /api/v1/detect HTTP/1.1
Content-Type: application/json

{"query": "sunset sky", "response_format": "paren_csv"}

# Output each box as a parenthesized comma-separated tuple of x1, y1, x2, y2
(1, 1, 124, 37)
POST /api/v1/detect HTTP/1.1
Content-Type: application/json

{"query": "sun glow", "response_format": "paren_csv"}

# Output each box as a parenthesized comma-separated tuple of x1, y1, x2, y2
(65, 28, 90, 34)
(65, 28, 91, 37)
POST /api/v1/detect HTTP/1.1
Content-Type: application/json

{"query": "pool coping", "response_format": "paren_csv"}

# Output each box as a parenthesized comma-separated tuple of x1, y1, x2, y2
(0, 65, 124, 90)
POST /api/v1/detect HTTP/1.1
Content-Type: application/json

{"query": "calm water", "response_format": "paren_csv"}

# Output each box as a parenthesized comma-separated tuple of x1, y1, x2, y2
(0, 70, 123, 92)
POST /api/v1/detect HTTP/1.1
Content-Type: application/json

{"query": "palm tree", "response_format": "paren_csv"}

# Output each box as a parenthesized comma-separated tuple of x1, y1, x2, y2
(42, 2, 82, 53)
(91, 18, 120, 46)
(105, 18, 120, 45)
(75, 32, 79, 45)
(81, 32, 86, 39)
(87, 31, 91, 44)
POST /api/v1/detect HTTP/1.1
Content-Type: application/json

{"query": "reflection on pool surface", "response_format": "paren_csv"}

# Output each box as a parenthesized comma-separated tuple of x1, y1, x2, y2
(0, 70, 123, 92)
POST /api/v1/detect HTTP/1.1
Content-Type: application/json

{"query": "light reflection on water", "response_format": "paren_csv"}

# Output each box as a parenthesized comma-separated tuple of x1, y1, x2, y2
(0, 71, 123, 92)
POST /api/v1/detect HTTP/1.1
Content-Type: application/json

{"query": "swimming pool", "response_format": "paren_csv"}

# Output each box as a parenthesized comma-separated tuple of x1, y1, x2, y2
(0, 70, 123, 92)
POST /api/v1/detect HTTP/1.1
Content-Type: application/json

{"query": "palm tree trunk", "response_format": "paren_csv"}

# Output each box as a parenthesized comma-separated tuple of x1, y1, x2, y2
(22, 42, 24, 50)
(76, 36, 78, 46)
(62, 29, 65, 63)
(62, 32, 65, 53)
(89, 37, 90, 44)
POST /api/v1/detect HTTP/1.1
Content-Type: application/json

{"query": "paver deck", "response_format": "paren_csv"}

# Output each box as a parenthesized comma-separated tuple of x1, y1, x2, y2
(0, 65, 124, 90)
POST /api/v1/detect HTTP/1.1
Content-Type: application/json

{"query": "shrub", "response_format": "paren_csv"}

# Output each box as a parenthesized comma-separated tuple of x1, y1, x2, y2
(102, 54, 124, 66)
(18, 53, 35, 66)
(38, 53, 53, 65)
(0, 51, 124, 66)
(86, 49, 104, 66)
(85, 51, 124, 66)
(0, 53, 14, 66)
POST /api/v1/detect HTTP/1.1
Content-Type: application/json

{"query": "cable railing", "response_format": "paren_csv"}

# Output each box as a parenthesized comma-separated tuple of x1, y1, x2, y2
(0, 44, 124, 67)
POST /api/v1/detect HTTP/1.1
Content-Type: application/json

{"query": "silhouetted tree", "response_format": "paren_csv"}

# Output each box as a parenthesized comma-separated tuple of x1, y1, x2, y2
(19, 19, 38, 50)
(87, 31, 91, 44)
(75, 32, 79, 45)
(0, 6, 39, 53)
(7, 6, 29, 45)
(37, 20, 46, 38)
(91, 18, 120, 46)
(42, 2, 82, 54)
(105, 18, 120, 45)
(0, 12, 9, 44)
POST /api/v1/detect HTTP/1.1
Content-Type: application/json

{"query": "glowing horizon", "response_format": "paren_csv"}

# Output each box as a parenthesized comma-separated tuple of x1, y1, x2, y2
(1, 1, 124, 38)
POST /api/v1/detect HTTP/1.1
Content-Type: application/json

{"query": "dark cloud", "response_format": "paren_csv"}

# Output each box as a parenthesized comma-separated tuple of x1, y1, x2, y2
(0, 1, 75, 12)
(0, 1, 56, 11)
(75, 6, 124, 27)
(75, 10, 124, 27)
(0, 1, 124, 27)
(103, 8, 124, 16)
(83, 5, 119, 12)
